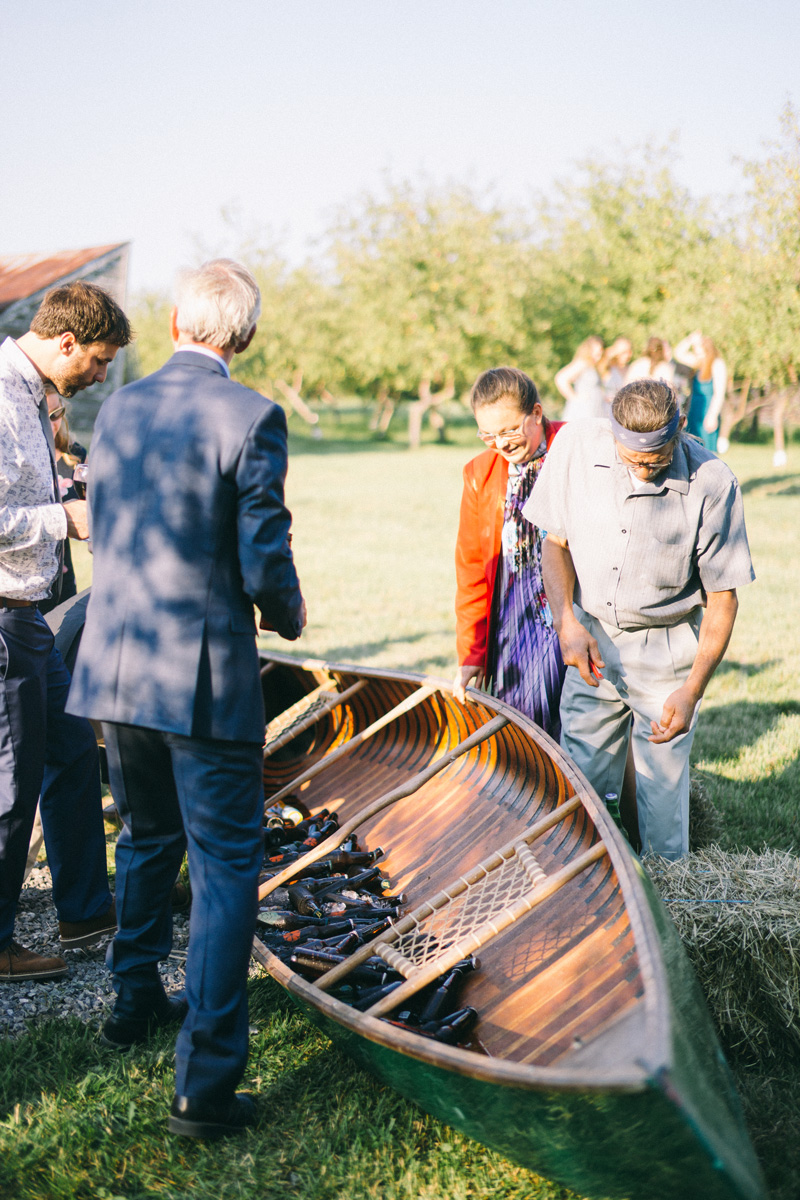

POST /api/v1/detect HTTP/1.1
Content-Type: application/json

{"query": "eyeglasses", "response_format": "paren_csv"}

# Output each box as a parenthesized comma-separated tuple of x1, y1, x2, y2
(49, 406, 66, 422)
(476, 416, 529, 446)
(617, 446, 675, 476)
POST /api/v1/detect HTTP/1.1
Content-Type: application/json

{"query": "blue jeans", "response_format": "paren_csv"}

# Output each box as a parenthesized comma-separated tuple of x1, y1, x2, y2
(0, 607, 111, 949)
(102, 723, 264, 1103)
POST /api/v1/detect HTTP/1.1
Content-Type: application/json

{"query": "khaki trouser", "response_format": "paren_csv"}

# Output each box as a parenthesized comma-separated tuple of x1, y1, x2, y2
(24, 805, 44, 882)
(559, 607, 702, 860)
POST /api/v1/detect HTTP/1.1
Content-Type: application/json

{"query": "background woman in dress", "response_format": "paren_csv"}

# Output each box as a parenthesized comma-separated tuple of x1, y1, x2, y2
(674, 331, 728, 451)
(453, 367, 565, 739)
(627, 336, 676, 387)
(554, 336, 606, 421)
(599, 336, 633, 400)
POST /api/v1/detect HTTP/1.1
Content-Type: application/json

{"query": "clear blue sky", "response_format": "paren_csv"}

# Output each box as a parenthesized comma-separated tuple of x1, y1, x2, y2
(2, 0, 798, 294)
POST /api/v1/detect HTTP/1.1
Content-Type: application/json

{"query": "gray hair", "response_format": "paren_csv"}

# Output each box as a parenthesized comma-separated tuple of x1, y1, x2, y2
(612, 379, 678, 431)
(174, 259, 261, 350)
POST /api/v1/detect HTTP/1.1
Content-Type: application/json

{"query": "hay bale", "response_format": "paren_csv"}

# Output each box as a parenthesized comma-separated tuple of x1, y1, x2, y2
(688, 770, 723, 850)
(644, 847, 800, 1067)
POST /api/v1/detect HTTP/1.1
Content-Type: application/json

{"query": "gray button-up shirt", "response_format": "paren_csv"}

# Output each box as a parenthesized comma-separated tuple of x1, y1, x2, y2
(524, 418, 755, 630)
(0, 338, 67, 600)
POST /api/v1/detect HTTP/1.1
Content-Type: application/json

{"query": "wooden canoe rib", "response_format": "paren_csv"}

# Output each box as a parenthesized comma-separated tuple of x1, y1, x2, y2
(256, 652, 765, 1200)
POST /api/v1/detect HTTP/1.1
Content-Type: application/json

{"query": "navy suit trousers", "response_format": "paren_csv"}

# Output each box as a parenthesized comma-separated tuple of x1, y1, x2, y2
(0, 607, 111, 949)
(102, 723, 264, 1103)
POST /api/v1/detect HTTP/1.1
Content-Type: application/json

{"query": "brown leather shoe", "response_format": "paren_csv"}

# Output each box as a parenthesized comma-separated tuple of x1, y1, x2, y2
(0, 941, 68, 981)
(171, 881, 191, 913)
(59, 900, 117, 950)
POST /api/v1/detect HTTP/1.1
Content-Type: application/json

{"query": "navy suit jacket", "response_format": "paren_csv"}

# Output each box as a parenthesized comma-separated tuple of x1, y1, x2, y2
(67, 351, 304, 743)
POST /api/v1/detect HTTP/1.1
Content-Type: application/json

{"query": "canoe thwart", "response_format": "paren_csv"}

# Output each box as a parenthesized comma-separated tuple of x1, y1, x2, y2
(264, 682, 439, 806)
(258, 710, 509, 902)
(364, 841, 608, 1017)
(313, 793, 585, 995)
(263, 679, 368, 759)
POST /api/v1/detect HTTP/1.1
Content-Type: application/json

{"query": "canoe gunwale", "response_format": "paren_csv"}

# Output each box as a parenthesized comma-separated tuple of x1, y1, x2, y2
(257, 651, 672, 1085)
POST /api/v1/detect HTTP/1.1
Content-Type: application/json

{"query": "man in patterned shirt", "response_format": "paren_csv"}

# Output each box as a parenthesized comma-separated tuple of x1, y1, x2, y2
(0, 281, 131, 981)
(525, 379, 754, 860)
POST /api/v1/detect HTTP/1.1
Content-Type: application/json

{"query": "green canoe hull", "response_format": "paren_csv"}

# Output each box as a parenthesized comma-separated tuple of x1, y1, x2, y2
(277, 858, 764, 1200)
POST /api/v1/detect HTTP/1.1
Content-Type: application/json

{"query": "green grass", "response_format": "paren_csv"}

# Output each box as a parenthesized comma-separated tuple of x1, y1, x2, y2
(0, 985, 569, 1200)
(8, 408, 799, 1199)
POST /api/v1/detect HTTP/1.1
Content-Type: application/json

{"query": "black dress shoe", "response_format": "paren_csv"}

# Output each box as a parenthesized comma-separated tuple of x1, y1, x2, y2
(100, 995, 188, 1050)
(168, 1093, 257, 1140)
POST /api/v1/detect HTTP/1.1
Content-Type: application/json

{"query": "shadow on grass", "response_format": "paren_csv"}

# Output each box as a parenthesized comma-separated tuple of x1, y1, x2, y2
(739, 471, 800, 495)
(318, 629, 453, 670)
(691, 699, 800, 851)
(0, 1014, 140, 1118)
(693, 760, 800, 852)
(694, 699, 800, 762)
(714, 658, 780, 678)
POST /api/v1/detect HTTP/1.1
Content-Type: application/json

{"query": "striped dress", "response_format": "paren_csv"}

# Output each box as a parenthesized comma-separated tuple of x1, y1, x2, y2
(487, 455, 565, 740)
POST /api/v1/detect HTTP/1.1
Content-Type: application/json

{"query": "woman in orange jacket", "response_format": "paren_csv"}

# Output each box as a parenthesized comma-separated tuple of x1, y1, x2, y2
(453, 367, 565, 739)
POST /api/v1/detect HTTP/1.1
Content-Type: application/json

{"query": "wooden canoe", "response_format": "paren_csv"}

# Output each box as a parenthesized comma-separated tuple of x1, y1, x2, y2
(255, 651, 765, 1200)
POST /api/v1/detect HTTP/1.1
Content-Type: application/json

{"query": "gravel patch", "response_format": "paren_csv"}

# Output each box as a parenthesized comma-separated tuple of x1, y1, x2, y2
(0, 865, 190, 1040)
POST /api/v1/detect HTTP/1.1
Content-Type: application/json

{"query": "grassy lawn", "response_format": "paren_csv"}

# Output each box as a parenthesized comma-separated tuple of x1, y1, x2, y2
(11, 407, 800, 1199)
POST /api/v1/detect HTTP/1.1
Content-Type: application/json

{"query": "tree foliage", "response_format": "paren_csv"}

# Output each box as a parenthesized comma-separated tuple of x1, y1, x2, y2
(130, 107, 800, 408)
(325, 183, 532, 398)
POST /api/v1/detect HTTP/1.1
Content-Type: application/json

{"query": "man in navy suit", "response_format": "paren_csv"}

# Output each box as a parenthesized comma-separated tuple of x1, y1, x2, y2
(68, 259, 305, 1139)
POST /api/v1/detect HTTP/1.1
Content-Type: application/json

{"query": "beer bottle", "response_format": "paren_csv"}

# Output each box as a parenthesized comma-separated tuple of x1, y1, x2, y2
(352, 916, 393, 944)
(265, 849, 303, 867)
(309, 873, 355, 891)
(337, 866, 382, 891)
(289, 809, 331, 836)
(262, 814, 311, 848)
(290, 947, 345, 974)
(287, 883, 324, 918)
(289, 947, 400, 984)
(325, 930, 361, 954)
(256, 908, 324, 932)
(603, 792, 623, 829)
(297, 919, 356, 941)
(307, 866, 380, 900)
(419, 969, 465, 1025)
(451, 956, 480, 973)
(349, 962, 402, 988)
(295, 848, 384, 879)
(419, 956, 480, 1024)
(326, 866, 388, 896)
(351, 979, 403, 1011)
(432, 1006, 478, 1045)
(302, 817, 340, 848)
(325, 901, 400, 920)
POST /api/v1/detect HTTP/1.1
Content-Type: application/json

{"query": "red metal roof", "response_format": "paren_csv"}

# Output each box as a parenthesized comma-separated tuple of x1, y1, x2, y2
(0, 244, 125, 307)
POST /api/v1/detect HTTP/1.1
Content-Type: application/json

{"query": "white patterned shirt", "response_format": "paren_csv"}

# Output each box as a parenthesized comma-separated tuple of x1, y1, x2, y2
(0, 338, 67, 600)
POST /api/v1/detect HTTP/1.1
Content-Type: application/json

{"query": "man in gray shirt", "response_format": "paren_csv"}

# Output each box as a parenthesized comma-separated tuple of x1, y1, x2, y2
(525, 379, 754, 859)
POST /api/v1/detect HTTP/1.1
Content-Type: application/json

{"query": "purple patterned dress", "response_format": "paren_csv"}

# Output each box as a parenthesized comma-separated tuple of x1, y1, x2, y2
(487, 453, 565, 740)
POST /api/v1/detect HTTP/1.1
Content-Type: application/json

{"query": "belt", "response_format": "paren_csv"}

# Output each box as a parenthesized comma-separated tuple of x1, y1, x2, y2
(0, 597, 37, 609)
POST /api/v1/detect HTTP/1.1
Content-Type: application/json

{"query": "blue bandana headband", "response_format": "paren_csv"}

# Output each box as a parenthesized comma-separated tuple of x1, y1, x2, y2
(610, 408, 681, 451)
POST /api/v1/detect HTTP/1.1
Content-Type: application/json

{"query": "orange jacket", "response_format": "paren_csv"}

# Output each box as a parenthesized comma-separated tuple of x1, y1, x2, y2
(455, 420, 563, 670)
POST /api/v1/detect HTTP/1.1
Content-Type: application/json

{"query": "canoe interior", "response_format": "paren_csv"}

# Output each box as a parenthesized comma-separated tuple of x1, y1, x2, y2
(262, 657, 651, 1078)
(258, 653, 765, 1200)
